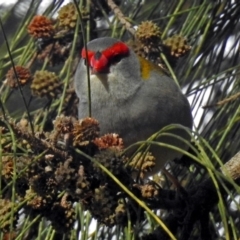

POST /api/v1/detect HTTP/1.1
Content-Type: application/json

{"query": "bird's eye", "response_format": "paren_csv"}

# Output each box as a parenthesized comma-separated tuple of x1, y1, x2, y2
(111, 55, 122, 64)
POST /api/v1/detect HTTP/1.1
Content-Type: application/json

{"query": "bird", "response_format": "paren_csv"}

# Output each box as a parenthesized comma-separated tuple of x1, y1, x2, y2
(74, 37, 193, 176)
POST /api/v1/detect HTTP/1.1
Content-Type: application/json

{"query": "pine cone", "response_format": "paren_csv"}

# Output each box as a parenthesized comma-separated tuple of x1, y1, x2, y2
(0, 199, 18, 232)
(31, 70, 62, 98)
(128, 152, 156, 178)
(163, 35, 191, 58)
(93, 133, 124, 150)
(6, 66, 32, 88)
(90, 185, 118, 226)
(57, 3, 78, 30)
(136, 21, 162, 46)
(72, 118, 100, 147)
(37, 41, 71, 66)
(28, 15, 54, 39)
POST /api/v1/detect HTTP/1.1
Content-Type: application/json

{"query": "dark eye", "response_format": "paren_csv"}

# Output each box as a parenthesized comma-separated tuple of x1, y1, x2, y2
(111, 55, 122, 64)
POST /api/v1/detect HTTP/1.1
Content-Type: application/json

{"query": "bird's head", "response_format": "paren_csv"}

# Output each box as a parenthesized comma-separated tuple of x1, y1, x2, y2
(81, 38, 130, 75)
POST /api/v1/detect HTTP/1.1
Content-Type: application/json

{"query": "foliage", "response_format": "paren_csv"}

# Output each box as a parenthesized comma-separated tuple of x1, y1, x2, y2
(0, 0, 240, 239)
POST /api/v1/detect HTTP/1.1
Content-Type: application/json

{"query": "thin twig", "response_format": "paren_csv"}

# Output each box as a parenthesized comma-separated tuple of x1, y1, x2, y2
(25, 52, 38, 69)
(203, 92, 240, 108)
(107, 0, 136, 36)
(73, 0, 92, 117)
(0, 16, 34, 135)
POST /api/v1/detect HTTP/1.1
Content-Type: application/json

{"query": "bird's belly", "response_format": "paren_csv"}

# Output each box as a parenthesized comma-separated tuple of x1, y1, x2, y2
(79, 100, 145, 145)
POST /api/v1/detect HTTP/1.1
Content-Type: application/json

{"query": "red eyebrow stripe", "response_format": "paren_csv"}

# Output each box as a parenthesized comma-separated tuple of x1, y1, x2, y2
(102, 42, 129, 59)
(81, 48, 95, 59)
(80, 41, 129, 65)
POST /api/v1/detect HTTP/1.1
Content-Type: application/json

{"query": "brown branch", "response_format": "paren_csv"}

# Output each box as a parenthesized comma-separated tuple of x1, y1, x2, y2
(1, 118, 68, 159)
(221, 151, 240, 180)
(106, 0, 136, 36)
(202, 92, 240, 108)
(25, 52, 38, 69)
